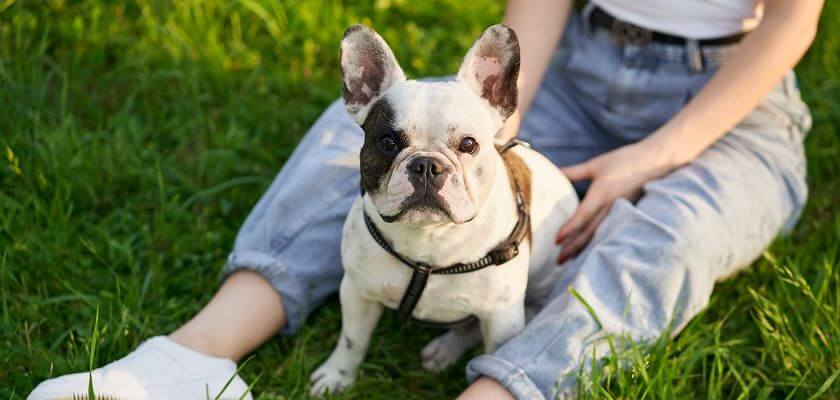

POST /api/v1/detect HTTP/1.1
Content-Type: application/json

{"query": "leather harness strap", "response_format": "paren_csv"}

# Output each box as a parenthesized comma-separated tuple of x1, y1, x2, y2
(362, 139, 532, 327)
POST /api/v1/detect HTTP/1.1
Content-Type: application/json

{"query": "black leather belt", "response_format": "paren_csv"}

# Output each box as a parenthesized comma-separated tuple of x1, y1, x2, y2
(363, 140, 531, 328)
(589, 5, 747, 47)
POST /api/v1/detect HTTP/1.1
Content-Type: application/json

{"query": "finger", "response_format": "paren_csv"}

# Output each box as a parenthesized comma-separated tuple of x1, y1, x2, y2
(560, 160, 595, 182)
(555, 192, 603, 244)
(556, 209, 602, 264)
(557, 206, 609, 264)
(554, 198, 597, 244)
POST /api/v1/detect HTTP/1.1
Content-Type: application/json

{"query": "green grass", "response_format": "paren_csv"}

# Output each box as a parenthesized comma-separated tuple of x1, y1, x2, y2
(0, 1, 837, 399)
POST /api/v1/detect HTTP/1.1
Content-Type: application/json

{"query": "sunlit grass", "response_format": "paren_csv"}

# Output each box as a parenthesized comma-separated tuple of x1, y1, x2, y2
(1, 1, 837, 399)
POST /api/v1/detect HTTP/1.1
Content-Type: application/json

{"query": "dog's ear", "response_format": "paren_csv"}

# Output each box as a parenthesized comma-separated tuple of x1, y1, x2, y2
(340, 24, 406, 124)
(457, 24, 520, 120)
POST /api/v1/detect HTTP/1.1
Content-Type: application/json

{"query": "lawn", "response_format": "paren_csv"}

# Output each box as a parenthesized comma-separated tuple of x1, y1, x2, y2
(1, 1, 838, 399)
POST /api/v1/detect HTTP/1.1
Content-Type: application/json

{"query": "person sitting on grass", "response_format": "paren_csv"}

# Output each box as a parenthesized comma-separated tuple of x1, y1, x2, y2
(28, 0, 824, 399)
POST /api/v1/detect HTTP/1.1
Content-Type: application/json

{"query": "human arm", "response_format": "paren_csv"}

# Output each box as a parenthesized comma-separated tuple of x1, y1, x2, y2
(555, 0, 825, 262)
(496, 0, 575, 141)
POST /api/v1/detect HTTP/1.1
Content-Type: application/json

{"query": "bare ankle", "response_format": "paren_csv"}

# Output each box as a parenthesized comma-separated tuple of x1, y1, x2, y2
(167, 271, 286, 362)
(169, 328, 233, 360)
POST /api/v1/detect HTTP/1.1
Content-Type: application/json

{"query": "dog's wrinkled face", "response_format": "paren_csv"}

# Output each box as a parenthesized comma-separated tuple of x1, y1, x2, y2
(341, 24, 520, 225)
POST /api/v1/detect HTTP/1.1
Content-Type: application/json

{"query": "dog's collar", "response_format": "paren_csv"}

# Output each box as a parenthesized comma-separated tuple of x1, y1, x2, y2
(362, 139, 532, 328)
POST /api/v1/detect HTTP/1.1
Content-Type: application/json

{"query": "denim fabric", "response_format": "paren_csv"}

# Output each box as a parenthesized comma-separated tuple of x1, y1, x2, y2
(221, 11, 810, 398)
(465, 14, 810, 400)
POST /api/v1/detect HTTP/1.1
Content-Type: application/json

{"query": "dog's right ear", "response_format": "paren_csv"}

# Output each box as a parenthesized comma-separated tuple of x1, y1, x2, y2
(340, 24, 406, 124)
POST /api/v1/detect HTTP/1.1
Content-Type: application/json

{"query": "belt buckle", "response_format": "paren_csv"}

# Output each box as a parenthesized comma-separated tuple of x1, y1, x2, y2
(611, 19, 652, 46)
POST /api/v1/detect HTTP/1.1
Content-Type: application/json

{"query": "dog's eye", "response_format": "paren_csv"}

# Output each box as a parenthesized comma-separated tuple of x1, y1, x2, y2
(379, 135, 397, 152)
(458, 137, 478, 154)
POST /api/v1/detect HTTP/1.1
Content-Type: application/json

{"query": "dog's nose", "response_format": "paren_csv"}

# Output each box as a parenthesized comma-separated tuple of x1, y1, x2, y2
(408, 157, 446, 177)
(407, 157, 449, 189)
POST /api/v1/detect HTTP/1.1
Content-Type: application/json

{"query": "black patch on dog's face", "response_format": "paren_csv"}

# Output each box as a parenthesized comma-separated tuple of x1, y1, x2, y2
(359, 98, 406, 193)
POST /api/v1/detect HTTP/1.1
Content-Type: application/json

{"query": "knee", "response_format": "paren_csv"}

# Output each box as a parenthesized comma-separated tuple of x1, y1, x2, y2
(591, 198, 721, 280)
(565, 200, 719, 331)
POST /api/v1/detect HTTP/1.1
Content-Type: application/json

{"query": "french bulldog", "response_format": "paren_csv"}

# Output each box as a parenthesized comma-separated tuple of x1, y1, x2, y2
(309, 24, 578, 395)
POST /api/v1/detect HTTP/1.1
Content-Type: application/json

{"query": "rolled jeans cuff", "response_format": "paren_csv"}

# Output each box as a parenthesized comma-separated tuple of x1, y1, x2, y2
(466, 355, 566, 400)
(221, 250, 307, 336)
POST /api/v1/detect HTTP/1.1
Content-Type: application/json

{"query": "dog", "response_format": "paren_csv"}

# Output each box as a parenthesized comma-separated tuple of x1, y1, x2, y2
(309, 23, 578, 395)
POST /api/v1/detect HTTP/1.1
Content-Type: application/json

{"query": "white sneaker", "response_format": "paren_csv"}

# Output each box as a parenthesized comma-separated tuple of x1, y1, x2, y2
(27, 336, 253, 400)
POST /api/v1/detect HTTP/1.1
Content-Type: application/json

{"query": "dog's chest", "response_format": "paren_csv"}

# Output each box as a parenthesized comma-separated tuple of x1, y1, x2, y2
(347, 253, 528, 321)
(340, 200, 529, 321)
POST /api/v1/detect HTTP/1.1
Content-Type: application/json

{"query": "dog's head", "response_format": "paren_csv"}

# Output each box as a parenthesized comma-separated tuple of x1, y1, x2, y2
(341, 24, 520, 225)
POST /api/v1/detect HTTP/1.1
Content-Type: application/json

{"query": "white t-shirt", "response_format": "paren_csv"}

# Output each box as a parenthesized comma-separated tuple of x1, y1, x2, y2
(591, 0, 763, 39)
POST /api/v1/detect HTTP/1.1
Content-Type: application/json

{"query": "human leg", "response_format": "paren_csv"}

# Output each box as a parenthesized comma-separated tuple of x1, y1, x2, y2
(169, 270, 286, 360)
(464, 91, 810, 399)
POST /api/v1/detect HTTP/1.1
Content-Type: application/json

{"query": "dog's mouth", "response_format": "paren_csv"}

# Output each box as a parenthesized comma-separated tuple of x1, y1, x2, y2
(380, 191, 452, 223)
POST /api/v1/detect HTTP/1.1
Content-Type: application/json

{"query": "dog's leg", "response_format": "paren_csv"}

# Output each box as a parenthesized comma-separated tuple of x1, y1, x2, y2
(479, 301, 526, 353)
(309, 278, 383, 396)
(421, 319, 482, 372)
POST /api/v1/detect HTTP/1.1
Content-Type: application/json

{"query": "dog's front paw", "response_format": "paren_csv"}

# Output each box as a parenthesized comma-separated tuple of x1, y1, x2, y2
(309, 362, 355, 397)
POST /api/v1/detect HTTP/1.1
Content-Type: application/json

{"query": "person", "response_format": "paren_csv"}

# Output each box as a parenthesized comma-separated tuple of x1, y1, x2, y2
(28, 0, 823, 399)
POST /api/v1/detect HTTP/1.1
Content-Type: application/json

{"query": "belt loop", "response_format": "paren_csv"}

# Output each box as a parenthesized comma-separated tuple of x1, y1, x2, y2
(685, 39, 704, 73)
(581, 1, 596, 36)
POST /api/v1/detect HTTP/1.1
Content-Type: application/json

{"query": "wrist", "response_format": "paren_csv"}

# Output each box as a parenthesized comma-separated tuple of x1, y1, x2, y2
(641, 123, 699, 171)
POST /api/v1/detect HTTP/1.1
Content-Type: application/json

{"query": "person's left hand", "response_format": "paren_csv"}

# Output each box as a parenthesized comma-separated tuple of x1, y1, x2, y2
(555, 140, 678, 264)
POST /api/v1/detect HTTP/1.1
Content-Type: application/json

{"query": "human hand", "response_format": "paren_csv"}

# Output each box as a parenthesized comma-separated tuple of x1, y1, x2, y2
(555, 140, 678, 264)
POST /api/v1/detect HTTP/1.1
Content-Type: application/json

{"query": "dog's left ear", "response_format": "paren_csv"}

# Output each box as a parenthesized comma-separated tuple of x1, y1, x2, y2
(457, 24, 520, 120)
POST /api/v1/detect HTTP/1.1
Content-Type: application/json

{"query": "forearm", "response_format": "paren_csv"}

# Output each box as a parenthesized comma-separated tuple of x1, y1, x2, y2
(498, 0, 574, 140)
(647, 0, 823, 169)
(504, 0, 573, 115)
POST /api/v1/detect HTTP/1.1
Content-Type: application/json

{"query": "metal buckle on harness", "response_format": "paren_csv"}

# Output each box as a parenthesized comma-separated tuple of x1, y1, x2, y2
(489, 245, 519, 265)
(611, 19, 652, 46)
(415, 262, 432, 274)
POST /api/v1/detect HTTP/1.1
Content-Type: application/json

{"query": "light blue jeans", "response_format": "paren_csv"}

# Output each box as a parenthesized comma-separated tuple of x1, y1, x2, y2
(222, 12, 811, 400)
